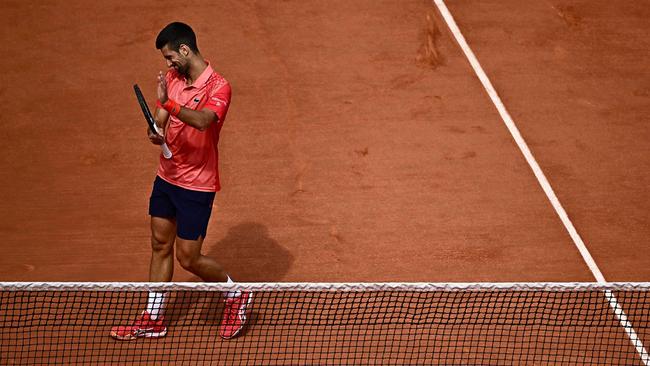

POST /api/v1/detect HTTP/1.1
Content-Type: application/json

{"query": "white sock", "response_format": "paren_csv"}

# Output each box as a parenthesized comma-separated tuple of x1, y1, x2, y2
(146, 291, 167, 320)
(224, 275, 241, 298)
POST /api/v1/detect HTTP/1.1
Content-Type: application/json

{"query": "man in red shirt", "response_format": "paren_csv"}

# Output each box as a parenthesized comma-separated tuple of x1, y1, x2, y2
(111, 22, 251, 341)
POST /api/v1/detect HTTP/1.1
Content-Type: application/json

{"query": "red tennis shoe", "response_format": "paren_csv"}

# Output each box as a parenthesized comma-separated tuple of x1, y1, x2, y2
(219, 291, 253, 339)
(110, 311, 167, 341)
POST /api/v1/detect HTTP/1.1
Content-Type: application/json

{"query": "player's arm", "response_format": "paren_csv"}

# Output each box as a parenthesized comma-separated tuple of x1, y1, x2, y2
(145, 105, 169, 146)
(153, 105, 170, 130)
(172, 108, 217, 131)
(156, 71, 217, 131)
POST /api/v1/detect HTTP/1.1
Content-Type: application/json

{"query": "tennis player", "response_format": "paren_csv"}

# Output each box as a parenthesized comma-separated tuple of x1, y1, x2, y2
(111, 22, 252, 341)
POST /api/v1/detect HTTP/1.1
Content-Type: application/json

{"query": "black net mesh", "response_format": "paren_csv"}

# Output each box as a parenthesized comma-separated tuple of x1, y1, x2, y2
(1, 283, 648, 365)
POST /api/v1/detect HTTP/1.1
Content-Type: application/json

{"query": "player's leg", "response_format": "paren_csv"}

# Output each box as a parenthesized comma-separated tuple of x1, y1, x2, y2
(175, 236, 228, 282)
(110, 177, 175, 341)
(172, 184, 226, 282)
(145, 215, 176, 324)
(174, 188, 253, 339)
(149, 215, 176, 282)
(176, 236, 253, 339)
(148, 177, 178, 284)
(145, 180, 178, 326)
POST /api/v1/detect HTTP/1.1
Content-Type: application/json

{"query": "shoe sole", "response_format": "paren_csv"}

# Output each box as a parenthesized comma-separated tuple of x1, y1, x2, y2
(110, 328, 167, 341)
(221, 292, 254, 340)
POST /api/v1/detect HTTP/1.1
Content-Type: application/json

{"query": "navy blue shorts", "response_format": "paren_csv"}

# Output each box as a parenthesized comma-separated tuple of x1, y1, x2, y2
(149, 176, 216, 240)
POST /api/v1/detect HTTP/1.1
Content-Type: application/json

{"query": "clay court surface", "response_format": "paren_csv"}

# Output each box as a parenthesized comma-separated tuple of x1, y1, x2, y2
(0, 0, 648, 284)
(1, 1, 650, 364)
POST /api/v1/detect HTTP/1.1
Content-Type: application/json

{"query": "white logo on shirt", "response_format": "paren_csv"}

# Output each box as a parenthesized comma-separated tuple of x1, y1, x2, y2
(211, 97, 226, 107)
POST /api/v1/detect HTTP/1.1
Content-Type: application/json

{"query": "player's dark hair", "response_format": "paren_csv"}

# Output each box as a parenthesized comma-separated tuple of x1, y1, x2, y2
(156, 22, 199, 53)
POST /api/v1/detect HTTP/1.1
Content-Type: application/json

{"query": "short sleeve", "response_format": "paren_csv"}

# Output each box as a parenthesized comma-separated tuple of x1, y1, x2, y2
(203, 82, 231, 123)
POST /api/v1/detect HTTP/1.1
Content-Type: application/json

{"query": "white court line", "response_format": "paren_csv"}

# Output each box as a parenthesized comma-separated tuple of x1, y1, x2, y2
(432, 0, 649, 363)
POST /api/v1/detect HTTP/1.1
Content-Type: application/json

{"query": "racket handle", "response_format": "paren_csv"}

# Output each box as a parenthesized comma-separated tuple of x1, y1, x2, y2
(151, 124, 172, 159)
(161, 143, 172, 159)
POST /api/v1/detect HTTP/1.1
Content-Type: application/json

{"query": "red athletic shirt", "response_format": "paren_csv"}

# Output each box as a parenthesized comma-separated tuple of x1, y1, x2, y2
(157, 63, 231, 192)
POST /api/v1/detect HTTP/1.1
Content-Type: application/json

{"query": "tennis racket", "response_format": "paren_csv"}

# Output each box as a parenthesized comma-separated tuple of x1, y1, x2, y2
(133, 84, 172, 159)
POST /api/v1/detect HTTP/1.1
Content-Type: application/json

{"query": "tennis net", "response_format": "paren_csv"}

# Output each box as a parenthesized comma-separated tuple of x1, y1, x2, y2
(1, 282, 649, 365)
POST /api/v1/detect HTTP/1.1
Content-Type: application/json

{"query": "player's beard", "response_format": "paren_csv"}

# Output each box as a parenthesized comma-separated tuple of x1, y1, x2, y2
(176, 62, 190, 77)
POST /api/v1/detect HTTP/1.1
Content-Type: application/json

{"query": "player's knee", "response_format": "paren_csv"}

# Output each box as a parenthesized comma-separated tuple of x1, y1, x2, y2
(176, 250, 199, 271)
(150, 234, 173, 254)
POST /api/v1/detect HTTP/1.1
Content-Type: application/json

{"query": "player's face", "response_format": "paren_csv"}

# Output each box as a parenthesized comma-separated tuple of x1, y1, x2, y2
(160, 44, 190, 75)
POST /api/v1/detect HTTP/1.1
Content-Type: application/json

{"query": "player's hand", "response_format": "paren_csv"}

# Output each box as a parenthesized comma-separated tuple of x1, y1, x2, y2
(157, 71, 168, 104)
(147, 127, 164, 145)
